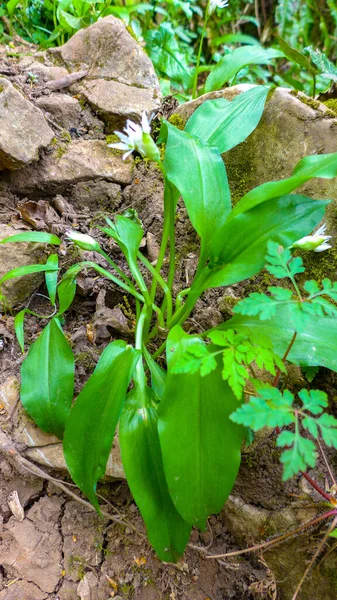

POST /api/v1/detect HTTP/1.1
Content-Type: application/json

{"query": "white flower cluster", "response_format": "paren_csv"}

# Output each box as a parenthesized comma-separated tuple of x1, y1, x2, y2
(207, 0, 229, 17)
(108, 112, 160, 163)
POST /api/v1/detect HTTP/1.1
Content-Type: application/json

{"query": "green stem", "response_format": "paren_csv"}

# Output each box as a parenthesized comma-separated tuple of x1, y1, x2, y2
(138, 252, 173, 323)
(150, 186, 172, 303)
(98, 249, 136, 290)
(133, 308, 148, 400)
(192, 10, 209, 99)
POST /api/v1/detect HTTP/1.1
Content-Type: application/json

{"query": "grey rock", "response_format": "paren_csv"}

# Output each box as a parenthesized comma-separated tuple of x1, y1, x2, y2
(35, 93, 81, 129)
(177, 85, 337, 205)
(49, 16, 160, 92)
(70, 179, 121, 211)
(77, 79, 161, 131)
(9, 140, 133, 195)
(23, 61, 68, 83)
(0, 225, 46, 308)
(0, 78, 54, 170)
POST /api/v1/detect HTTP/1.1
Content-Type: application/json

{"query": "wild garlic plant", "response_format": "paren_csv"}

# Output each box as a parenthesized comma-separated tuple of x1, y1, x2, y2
(3, 85, 337, 561)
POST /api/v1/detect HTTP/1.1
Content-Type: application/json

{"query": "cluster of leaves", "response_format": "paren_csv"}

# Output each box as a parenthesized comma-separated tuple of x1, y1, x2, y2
(3, 84, 337, 565)
(2, 0, 337, 97)
(171, 328, 284, 400)
(234, 242, 337, 329)
(231, 387, 337, 480)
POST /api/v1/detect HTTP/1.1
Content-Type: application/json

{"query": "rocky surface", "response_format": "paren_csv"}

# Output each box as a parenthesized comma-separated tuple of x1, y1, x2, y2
(1, 21, 337, 600)
(49, 16, 160, 91)
(0, 224, 46, 308)
(8, 140, 133, 195)
(0, 78, 54, 170)
(177, 84, 337, 205)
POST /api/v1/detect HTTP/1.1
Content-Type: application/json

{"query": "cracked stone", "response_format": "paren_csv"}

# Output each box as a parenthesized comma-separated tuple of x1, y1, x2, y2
(0, 78, 54, 170)
(8, 140, 133, 195)
(77, 79, 161, 132)
(0, 580, 46, 600)
(0, 496, 63, 592)
(35, 94, 82, 130)
(77, 572, 99, 600)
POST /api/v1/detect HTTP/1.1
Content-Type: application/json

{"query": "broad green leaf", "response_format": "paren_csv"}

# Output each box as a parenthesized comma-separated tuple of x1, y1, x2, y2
(212, 33, 262, 46)
(63, 341, 139, 511)
(120, 386, 191, 562)
(163, 122, 230, 258)
(231, 152, 337, 220)
(6, 0, 20, 16)
(197, 195, 328, 290)
(14, 310, 28, 353)
(305, 46, 337, 81)
(205, 46, 283, 92)
(157, 326, 244, 529)
(185, 86, 270, 154)
(102, 215, 143, 265)
(220, 305, 337, 372)
(0, 232, 61, 245)
(0, 262, 58, 286)
(57, 273, 77, 315)
(45, 254, 58, 305)
(277, 38, 317, 74)
(144, 23, 191, 88)
(59, 9, 82, 30)
(20, 318, 74, 439)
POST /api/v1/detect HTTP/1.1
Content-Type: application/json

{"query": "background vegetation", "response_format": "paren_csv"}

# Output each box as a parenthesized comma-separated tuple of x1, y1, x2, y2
(1, 0, 337, 98)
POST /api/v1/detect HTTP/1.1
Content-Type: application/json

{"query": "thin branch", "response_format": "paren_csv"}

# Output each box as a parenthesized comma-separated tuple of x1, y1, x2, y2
(206, 510, 337, 560)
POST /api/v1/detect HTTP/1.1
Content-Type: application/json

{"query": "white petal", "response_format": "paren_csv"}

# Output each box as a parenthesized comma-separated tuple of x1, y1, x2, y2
(141, 112, 151, 134)
(108, 142, 129, 151)
(314, 242, 332, 252)
(122, 150, 134, 160)
(315, 223, 327, 236)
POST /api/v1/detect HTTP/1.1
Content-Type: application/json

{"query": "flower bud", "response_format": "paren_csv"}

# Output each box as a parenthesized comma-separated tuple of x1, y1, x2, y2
(65, 230, 101, 252)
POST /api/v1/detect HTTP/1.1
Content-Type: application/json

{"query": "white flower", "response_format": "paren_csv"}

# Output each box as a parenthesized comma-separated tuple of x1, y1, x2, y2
(207, 0, 229, 17)
(291, 223, 332, 253)
(65, 230, 100, 252)
(108, 112, 160, 162)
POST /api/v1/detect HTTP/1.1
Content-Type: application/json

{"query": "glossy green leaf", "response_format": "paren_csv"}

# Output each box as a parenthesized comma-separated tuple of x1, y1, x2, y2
(14, 310, 28, 353)
(305, 46, 337, 81)
(20, 318, 74, 439)
(185, 85, 270, 154)
(198, 195, 328, 290)
(120, 386, 191, 562)
(0, 232, 61, 245)
(163, 122, 230, 258)
(145, 23, 191, 88)
(0, 262, 58, 286)
(205, 46, 283, 93)
(63, 341, 139, 511)
(231, 152, 337, 220)
(102, 215, 144, 265)
(45, 254, 58, 305)
(57, 273, 77, 315)
(220, 306, 337, 372)
(6, 0, 20, 16)
(277, 37, 318, 75)
(157, 326, 244, 529)
(144, 349, 167, 402)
